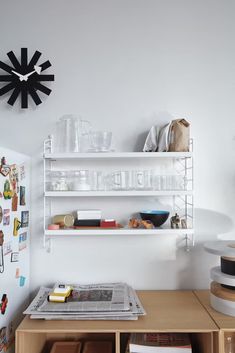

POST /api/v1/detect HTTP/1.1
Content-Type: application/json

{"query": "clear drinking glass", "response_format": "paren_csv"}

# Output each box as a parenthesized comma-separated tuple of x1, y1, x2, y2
(126, 171, 134, 190)
(90, 131, 112, 152)
(111, 171, 127, 190)
(91, 171, 104, 191)
(161, 175, 171, 190)
(134, 170, 153, 190)
(134, 170, 145, 189)
(153, 175, 161, 190)
(144, 170, 153, 190)
(71, 170, 91, 191)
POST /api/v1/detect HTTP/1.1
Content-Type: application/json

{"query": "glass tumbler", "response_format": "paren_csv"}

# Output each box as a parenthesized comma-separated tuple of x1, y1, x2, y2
(71, 170, 91, 191)
(125, 171, 134, 190)
(111, 171, 127, 190)
(134, 170, 145, 189)
(90, 131, 112, 152)
(91, 171, 104, 191)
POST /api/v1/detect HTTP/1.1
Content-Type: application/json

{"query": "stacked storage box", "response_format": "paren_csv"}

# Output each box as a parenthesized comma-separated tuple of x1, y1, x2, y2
(50, 341, 112, 353)
(204, 241, 235, 316)
(74, 210, 102, 227)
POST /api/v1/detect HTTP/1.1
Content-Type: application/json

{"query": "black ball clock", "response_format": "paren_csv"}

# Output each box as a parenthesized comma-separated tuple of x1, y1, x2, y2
(0, 48, 54, 109)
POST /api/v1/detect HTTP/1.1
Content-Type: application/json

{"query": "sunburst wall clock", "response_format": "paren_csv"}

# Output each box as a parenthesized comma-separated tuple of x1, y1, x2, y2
(0, 48, 55, 109)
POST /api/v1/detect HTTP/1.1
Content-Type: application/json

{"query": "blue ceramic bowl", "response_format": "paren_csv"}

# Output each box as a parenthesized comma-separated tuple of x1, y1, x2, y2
(140, 210, 170, 227)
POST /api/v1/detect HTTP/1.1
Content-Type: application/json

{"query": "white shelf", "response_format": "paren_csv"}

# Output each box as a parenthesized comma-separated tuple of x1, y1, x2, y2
(43, 151, 193, 160)
(45, 190, 193, 197)
(44, 228, 194, 236)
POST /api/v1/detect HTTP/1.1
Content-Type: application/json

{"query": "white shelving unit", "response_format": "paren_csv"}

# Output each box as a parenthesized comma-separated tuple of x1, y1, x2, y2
(44, 151, 193, 160)
(44, 190, 194, 197)
(45, 228, 194, 236)
(43, 137, 194, 252)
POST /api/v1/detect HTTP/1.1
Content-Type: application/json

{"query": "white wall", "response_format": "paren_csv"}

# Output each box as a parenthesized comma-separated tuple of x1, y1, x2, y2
(0, 0, 235, 291)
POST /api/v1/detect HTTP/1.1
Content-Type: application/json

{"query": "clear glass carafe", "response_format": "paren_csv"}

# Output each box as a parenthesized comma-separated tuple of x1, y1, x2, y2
(56, 115, 91, 153)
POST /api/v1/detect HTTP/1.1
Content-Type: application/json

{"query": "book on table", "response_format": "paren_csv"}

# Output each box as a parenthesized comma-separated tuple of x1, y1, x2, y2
(129, 333, 192, 353)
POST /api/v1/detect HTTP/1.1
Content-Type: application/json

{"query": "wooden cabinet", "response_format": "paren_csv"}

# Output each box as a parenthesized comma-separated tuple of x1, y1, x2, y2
(16, 291, 218, 353)
(195, 290, 235, 353)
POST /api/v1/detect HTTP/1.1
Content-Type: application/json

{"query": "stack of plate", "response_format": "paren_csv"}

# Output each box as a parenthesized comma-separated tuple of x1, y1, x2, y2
(204, 241, 235, 316)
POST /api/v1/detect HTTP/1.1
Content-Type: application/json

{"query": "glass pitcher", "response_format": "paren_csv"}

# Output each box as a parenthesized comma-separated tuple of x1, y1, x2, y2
(56, 115, 91, 153)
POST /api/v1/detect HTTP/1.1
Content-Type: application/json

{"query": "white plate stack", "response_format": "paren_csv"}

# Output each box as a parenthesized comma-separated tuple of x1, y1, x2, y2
(204, 241, 235, 316)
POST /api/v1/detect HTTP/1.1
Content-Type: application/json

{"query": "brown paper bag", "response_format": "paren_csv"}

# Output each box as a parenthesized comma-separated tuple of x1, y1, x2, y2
(168, 119, 190, 152)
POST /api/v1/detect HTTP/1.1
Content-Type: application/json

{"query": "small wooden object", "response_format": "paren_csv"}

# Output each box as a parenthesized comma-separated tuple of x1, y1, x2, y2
(128, 218, 154, 229)
(82, 341, 112, 353)
(170, 213, 180, 229)
(50, 341, 81, 353)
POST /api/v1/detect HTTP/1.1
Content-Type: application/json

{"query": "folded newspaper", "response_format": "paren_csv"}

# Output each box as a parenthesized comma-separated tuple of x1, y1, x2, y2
(24, 282, 146, 320)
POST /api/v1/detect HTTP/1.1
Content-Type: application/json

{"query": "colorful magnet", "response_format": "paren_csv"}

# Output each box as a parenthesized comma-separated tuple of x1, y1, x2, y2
(0, 231, 4, 274)
(0, 157, 11, 177)
(9, 164, 19, 194)
(3, 241, 12, 256)
(0, 327, 7, 351)
(11, 252, 19, 262)
(19, 232, 27, 251)
(0, 294, 8, 315)
(11, 194, 18, 212)
(19, 276, 26, 287)
(20, 186, 26, 206)
(20, 164, 25, 181)
(3, 209, 10, 226)
(15, 268, 20, 278)
(3, 180, 13, 200)
(0, 231, 3, 247)
(13, 218, 21, 236)
(0, 207, 2, 224)
(21, 211, 29, 228)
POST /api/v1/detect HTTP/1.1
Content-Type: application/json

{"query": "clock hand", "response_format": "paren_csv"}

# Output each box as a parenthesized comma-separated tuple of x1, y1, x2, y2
(11, 70, 25, 81)
(23, 65, 42, 81)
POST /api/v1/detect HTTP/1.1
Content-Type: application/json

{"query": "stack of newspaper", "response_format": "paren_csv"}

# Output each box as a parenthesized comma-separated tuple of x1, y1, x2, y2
(24, 282, 146, 320)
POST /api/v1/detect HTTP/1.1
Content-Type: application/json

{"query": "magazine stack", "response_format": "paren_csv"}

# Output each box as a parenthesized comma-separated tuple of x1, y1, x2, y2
(24, 282, 146, 320)
(128, 333, 192, 353)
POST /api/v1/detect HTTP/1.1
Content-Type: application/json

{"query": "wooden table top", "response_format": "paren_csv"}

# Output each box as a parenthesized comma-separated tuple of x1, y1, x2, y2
(195, 290, 235, 331)
(17, 290, 218, 333)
